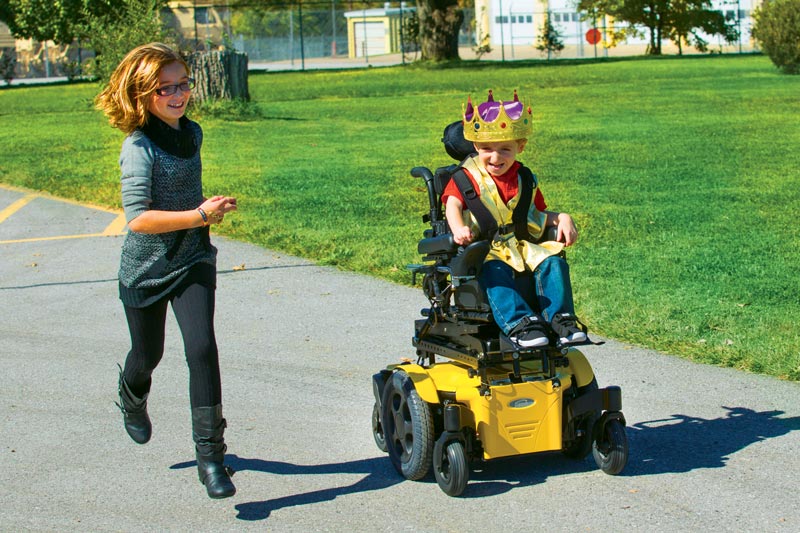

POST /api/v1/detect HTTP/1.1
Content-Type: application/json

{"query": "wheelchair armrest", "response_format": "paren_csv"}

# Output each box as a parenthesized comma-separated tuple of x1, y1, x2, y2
(418, 234, 457, 255)
(450, 240, 491, 277)
(536, 226, 560, 243)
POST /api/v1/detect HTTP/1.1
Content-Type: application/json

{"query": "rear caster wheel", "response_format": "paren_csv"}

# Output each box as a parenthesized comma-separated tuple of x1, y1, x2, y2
(593, 418, 628, 475)
(381, 371, 434, 480)
(434, 440, 469, 496)
(372, 402, 387, 452)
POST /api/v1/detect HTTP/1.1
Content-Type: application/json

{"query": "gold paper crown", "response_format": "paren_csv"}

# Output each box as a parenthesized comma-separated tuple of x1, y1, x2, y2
(462, 90, 533, 142)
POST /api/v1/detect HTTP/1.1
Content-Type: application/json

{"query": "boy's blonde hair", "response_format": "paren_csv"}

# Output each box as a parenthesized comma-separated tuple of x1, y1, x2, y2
(95, 43, 190, 134)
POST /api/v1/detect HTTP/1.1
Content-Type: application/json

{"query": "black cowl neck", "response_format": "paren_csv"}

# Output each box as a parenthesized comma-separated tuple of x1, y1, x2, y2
(141, 115, 197, 158)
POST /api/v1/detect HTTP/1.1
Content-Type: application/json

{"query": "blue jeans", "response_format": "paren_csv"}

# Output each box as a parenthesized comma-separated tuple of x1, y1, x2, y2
(478, 256, 575, 334)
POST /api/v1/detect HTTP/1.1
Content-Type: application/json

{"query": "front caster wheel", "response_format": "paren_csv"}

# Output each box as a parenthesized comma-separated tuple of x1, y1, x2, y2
(381, 371, 434, 480)
(434, 440, 469, 496)
(593, 418, 628, 475)
(372, 402, 387, 452)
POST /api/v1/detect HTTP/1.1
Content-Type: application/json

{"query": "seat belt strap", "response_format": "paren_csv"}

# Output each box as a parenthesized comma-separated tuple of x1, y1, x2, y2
(513, 165, 535, 242)
(451, 168, 498, 240)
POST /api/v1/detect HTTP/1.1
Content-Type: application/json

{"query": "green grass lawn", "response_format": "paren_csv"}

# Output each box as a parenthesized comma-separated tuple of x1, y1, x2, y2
(1, 54, 798, 380)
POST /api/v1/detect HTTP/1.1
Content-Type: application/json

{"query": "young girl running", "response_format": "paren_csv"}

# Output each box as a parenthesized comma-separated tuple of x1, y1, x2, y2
(96, 42, 238, 499)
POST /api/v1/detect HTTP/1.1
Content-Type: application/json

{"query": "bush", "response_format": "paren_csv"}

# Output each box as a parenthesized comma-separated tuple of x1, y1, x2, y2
(753, 0, 800, 74)
(536, 16, 565, 60)
(59, 59, 82, 82)
(0, 49, 15, 85)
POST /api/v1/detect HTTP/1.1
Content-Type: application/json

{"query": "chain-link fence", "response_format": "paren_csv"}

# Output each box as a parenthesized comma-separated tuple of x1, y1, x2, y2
(3, 1, 759, 80)
(175, 2, 476, 68)
(168, 1, 759, 67)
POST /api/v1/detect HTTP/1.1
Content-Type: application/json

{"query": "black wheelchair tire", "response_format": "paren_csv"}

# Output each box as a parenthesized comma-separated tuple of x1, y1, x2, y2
(592, 418, 628, 475)
(434, 440, 469, 497)
(381, 371, 434, 481)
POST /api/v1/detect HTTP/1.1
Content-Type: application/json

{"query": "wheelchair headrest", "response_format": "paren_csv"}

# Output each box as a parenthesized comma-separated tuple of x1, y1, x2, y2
(442, 120, 476, 162)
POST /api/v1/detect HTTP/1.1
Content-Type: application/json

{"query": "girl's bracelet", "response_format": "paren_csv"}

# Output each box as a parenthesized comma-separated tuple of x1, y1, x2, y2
(197, 207, 209, 226)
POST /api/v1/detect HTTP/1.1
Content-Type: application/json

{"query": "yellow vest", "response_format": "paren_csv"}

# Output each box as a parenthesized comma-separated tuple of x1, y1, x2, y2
(460, 157, 564, 273)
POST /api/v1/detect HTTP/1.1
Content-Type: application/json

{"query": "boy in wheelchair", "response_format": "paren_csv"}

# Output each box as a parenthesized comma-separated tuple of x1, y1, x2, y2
(437, 90, 587, 350)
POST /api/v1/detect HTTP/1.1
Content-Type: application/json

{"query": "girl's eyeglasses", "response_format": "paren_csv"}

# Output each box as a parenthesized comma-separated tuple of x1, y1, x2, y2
(154, 78, 196, 96)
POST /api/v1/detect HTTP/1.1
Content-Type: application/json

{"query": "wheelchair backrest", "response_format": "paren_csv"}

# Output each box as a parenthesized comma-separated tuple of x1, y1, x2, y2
(417, 121, 477, 239)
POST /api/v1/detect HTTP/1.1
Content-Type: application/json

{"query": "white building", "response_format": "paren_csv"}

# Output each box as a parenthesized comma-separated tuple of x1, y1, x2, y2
(473, 0, 760, 54)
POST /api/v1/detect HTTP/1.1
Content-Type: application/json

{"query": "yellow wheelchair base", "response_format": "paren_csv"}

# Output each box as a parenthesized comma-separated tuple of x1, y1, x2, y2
(372, 348, 628, 496)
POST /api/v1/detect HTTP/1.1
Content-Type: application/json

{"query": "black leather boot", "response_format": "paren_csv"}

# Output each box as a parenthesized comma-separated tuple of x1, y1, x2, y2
(115, 365, 152, 444)
(192, 405, 236, 499)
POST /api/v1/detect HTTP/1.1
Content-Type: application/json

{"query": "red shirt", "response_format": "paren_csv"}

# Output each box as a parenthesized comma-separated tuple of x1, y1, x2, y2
(441, 161, 547, 211)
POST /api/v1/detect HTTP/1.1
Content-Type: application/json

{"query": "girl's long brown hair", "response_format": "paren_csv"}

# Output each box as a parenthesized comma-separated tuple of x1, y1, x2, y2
(95, 43, 190, 134)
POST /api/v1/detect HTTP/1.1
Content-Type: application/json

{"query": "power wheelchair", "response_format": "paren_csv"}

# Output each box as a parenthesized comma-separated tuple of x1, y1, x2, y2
(371, 123, 628, 496)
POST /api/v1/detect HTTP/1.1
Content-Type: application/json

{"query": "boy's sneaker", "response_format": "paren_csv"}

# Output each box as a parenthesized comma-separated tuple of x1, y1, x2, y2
(551, 313, 588, 345)
(508, 315, 550, 348)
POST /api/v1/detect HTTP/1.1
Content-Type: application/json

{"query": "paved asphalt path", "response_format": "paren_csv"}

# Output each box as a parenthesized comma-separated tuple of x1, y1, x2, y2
(1, 185, 799, 532)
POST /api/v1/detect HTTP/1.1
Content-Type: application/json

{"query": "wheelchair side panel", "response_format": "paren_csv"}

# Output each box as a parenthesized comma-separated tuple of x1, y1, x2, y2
(566, 349, 595, 388)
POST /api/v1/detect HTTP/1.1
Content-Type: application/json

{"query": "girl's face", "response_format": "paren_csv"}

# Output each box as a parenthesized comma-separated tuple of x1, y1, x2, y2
(474, 139, 527, 177)
(148, 61, 192, 129)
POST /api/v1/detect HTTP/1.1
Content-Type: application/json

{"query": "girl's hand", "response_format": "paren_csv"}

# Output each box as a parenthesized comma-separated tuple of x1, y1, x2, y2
(200, 195, 237, 225)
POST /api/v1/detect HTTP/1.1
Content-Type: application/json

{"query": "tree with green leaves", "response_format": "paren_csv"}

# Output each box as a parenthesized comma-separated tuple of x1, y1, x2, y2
(753, 0, 800, 74)
(81, 0, 169, 83)
(665, 0, 737, 54)
(578, 0, 737, 55)
(0, 0, 116, 45)
(0, 0, 168, 82)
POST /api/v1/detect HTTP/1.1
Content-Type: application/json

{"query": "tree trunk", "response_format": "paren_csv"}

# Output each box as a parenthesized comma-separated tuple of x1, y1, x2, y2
(648, 24, 662, 55)
(187, 50, 249, 104)
(416, 0, 463, 61)
(655, 22, 663, 54)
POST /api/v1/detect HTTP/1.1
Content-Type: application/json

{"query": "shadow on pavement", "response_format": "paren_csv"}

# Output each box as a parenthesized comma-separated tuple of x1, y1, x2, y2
(171, 455, 403, 521)
(625, 406, 800, 475)
(169, 406, 800, 518)
(0, 277, 117, 290)
(444, 405, 800, 496)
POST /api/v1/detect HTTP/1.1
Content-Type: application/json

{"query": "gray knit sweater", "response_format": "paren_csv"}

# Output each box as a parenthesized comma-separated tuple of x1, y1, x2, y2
(118, 119, 216, 297)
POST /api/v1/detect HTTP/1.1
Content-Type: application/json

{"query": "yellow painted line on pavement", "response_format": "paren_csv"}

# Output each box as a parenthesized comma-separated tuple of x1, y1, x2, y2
(0, 193, 36, 223)
(0, 184, 122, 215)
(0, 184, 128, 244)
(0, 232, 125, 245)
(102, 213, 128, 236)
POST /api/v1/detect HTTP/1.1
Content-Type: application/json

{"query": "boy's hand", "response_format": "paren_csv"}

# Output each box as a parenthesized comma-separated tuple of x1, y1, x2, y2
(556, 213, 578, 246)
(452, 226, 474, 246)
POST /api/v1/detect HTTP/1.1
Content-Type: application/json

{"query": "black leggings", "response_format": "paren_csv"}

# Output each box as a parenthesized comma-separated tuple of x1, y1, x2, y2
(122, 282, 221, 408)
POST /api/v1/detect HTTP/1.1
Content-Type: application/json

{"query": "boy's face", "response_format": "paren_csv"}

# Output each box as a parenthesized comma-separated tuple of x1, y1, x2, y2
(474, 139, 527, 177)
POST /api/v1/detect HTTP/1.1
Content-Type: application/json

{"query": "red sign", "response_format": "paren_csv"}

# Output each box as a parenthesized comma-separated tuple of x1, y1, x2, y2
(586, 28, 602, 45)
